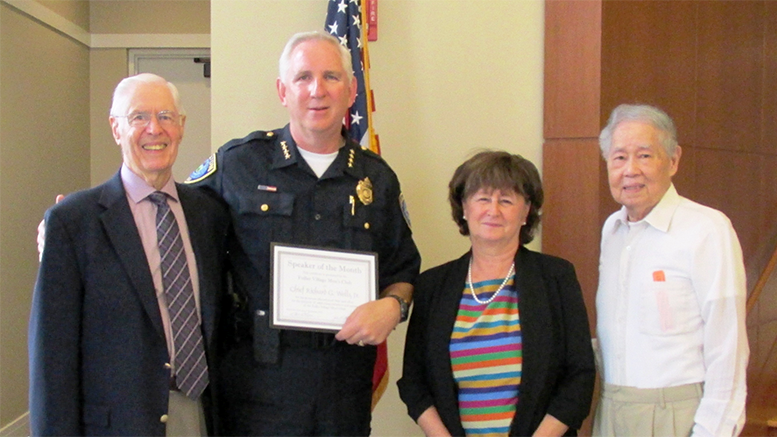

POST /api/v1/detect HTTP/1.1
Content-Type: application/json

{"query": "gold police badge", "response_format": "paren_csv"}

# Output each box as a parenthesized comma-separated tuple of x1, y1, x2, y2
(356, 177, 373, 205)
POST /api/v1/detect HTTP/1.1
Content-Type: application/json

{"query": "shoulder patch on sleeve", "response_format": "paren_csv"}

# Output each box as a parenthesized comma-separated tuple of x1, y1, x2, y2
(399, 192, 412, 230)
(184, 153, 216, 184)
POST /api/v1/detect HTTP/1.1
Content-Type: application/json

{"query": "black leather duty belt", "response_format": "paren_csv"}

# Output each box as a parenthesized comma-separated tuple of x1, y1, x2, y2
(280, 330, 337, 349)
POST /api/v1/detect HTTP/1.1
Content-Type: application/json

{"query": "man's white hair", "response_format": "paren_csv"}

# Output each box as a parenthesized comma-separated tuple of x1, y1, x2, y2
(110, 73, 185, 117)
(278, 31, 354, 84)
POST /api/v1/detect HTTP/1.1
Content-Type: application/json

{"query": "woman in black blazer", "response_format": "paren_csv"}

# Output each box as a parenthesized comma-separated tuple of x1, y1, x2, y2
(398, 151, 595, 436)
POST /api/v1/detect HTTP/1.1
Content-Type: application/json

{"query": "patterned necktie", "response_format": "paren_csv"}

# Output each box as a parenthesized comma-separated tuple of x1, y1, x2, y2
(148, 191, 208, 399)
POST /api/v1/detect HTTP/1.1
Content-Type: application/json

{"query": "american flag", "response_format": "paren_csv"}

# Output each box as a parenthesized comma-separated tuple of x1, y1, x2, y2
(326, 0, 379, 153)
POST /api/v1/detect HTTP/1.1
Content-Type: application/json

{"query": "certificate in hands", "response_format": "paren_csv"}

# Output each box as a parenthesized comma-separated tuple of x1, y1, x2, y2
(270, 243, 378, 333)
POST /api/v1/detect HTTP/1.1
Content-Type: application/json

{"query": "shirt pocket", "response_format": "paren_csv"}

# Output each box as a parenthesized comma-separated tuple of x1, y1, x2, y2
(341, 200, 374, 251)
(639, 281, 701, 336)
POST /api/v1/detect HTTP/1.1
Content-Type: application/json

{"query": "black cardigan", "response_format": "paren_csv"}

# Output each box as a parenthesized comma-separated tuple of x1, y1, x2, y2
(397, 247, 595, 436)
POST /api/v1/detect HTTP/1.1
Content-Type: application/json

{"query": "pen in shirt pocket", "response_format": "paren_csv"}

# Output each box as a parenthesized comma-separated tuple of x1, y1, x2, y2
(652, 270, 666, 282)
(257, 185, 277, 192)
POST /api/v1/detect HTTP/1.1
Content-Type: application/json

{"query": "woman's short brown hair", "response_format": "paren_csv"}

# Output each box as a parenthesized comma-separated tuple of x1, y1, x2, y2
(448, 150, 543, 245)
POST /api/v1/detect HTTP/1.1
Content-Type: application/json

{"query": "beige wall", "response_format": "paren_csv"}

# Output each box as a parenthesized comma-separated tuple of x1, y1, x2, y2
(90, 0, 209, 34)
(89, 48, 130, 186)
(0, 1, 90, 426)
(211, 1, 544, 435)
(37, 0, 90, 31)
(37, 0, 90, 32)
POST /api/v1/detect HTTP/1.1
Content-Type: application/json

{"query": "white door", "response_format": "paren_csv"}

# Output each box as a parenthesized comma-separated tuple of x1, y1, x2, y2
(130, 49, 211, 183)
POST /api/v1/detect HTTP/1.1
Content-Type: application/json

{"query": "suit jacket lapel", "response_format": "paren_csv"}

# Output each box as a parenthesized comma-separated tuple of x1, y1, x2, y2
(512, 247, 551, 425)
(433, 253, 470, 349)
(99, 172, 165, 338)
(178, 185, 217, 346)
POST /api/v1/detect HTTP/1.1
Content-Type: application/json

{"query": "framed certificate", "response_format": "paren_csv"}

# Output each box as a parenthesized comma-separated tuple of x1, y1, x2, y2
(270, 243, 378, 332)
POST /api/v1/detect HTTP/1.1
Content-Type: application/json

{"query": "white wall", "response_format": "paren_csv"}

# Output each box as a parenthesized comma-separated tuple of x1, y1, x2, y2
(211, 1, 544, 435)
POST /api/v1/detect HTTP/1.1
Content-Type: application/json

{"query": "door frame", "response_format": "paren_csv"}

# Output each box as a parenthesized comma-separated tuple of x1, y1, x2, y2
(128, 48, 211, 76)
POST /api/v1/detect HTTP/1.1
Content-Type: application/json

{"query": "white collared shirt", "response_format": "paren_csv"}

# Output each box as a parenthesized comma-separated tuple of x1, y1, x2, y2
(596, 184, 749, 437)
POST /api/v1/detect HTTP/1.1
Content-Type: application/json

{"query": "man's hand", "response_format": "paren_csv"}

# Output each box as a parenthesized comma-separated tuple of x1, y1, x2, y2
(335, 297, 401, 346)
(335, 282, 413, 346)
(37, 194, 65, 261)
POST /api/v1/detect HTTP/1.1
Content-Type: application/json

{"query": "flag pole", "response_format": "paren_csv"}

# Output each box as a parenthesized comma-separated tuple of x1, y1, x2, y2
(360, 0, 379, 154)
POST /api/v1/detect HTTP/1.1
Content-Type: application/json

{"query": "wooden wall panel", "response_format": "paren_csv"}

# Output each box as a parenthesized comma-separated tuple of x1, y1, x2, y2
(749, 283, 777, 400)
(744, 315, 777, 435)
(600, 0, 697, 144)
(542, 139, 603, 334)
(673, 145, 697, 202)
(696, 1, 764, 153)
(692, 148, 766, 262)
(597, 157, 620, 231)
(544, 0, 601, 139)
(764, 1, 777, 154)
(757, 155, 777, 264)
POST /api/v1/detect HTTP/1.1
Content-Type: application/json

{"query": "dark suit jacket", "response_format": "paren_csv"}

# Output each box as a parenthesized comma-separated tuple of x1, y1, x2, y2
(29, 171, 230, 436)
(397, 247, 595, 436)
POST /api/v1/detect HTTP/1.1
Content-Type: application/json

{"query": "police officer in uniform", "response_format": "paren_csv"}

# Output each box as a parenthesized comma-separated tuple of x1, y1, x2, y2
(186, 31, 421, 436)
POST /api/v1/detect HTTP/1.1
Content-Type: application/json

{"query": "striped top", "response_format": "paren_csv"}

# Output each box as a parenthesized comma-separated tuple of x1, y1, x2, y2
(450, 276, 522, 436)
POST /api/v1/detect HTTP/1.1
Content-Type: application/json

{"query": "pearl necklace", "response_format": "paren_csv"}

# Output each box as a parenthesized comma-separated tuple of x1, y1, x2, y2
(467, 258, 515, 305)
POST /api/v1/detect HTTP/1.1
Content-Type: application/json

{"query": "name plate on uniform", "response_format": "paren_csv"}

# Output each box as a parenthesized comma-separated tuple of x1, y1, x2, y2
(270, 243, 378, 333)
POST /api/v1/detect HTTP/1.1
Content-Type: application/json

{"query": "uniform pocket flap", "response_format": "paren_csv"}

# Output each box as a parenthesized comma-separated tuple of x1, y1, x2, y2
(238, 192, 294, 216)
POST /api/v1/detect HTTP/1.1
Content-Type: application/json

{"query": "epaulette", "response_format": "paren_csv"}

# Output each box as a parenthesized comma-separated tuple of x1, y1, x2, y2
(186, 130, 280, 184)
(357, 145, 388, 166)
(221, 130, 279, 153)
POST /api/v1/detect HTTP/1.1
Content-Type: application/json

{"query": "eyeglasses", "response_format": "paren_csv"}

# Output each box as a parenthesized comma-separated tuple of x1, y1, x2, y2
(113, 111, 181, 128)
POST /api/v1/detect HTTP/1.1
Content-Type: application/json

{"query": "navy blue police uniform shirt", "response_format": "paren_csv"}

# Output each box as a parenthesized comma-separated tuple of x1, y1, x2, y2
(185, 124, 421, 359)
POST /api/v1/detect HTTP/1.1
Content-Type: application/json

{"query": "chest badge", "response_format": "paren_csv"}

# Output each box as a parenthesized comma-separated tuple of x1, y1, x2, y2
(356, 177, 373, 205)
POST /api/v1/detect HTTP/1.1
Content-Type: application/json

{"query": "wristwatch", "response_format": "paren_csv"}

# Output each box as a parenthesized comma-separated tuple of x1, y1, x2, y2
(384, 294, 409, 323)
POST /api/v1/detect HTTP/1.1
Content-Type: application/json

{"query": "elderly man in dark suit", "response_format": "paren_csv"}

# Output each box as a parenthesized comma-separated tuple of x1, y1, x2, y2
(29, 73, 230, 436)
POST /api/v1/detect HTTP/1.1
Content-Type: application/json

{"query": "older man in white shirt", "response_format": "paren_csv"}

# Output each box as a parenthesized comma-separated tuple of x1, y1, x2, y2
(593, 104, 749, 437)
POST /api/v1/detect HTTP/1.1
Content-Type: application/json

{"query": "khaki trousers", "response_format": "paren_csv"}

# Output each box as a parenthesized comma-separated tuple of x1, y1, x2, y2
(592, 382, 703, 437)
(166, 390, 207, 437)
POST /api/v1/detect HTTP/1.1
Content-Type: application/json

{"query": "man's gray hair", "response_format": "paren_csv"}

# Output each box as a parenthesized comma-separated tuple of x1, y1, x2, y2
(278, 31, 354, 83)
(110, 73, 185, 117)
(599, 104, 678, 159)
